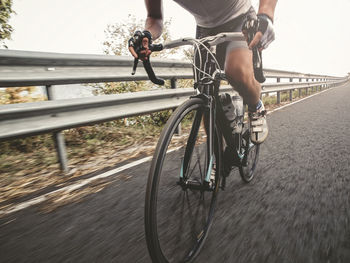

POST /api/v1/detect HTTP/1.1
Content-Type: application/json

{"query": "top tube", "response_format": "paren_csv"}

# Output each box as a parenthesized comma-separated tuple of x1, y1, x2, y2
(163, 32, 245, 50)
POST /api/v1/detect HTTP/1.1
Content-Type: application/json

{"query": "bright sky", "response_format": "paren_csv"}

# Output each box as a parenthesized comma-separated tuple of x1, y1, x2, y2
(4, 0, 350, 76)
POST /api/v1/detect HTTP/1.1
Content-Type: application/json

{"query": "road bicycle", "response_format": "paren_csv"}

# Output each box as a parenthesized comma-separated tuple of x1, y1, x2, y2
(132, 31, 265, 262)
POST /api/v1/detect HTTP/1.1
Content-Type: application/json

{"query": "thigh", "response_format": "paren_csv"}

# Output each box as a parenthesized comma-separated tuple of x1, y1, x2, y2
(195, 7, 255, 72)
(216, 7, 256, 68)
(224, 48, 254, 82)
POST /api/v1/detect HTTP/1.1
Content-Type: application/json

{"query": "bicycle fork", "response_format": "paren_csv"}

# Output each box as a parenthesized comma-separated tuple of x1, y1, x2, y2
(178, 96, 216, 192)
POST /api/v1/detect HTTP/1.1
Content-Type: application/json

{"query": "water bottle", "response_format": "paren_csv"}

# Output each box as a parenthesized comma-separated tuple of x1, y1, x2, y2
(231, 95, 244, 133)
(220, 93, 244, 134)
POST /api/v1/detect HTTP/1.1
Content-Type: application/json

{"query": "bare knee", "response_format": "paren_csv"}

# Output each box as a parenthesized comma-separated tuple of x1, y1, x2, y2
(224, 49, 260, 105)
(225, 63, 255, 92)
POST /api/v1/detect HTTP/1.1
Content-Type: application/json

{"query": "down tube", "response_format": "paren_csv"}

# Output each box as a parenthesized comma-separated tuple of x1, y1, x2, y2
(180, 108, 204, 179)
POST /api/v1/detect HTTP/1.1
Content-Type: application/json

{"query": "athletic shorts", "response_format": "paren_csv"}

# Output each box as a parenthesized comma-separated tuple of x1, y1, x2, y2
(195, 6, 256, 68)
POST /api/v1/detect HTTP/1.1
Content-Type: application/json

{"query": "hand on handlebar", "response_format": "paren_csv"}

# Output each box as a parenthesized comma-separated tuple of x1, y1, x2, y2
(242, 15, 271, 83)
(242, 14, 275, 51)
(128, 30, 153, 61)
(128, 30, 165, 85)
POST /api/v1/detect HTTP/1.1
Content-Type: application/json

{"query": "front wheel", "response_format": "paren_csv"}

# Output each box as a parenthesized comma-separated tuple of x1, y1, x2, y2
(239, 128, 260, 183)
(145, 97, 222, 262)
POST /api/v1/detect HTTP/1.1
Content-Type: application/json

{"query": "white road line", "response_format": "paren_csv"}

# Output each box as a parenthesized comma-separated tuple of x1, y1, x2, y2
(0, 155, 152, 216)
(266, 82, 349, 114)
(0, 146, 186, 216)
(0, 84, 346, 217)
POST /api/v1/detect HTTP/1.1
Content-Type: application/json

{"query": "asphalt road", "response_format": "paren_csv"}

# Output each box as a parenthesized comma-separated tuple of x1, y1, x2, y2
(1, 83, 350, 263)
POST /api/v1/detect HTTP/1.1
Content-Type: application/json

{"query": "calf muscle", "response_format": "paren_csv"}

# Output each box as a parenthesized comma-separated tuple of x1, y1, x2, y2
(224, 48, 261, 106)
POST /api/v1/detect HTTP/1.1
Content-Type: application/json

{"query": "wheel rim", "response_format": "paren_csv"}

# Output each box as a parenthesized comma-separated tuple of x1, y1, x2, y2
(239, 132, 260, 182)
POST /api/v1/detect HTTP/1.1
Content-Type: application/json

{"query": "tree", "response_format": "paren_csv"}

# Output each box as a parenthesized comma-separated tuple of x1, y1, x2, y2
(95, 16, 185, 126)
(94, 15, 179, 96)
(0, 0, 15, 48)
(103, 15, 174, 58)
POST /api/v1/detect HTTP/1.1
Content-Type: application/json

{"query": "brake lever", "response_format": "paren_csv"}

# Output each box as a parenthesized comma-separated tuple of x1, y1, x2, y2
(142, 43, 164, 85)
(246, 23, 266, 83)
(252, 47, 266, 83)
(132, 58, 138, 75)
(143, 59, 164, 85)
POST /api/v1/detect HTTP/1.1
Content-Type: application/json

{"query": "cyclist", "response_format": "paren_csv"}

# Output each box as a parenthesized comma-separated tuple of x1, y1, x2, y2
(129, 0, 278, 144)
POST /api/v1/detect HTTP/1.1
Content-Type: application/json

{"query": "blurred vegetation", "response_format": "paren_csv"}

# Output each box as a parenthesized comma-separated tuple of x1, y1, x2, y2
(0, 86, 45, 104)
(0, 0, 15, 48)
(103, 15, 175, 57)
(94, 15, 186, 95)
(0, 119, 167, 178)
(91, 15, 180, 138)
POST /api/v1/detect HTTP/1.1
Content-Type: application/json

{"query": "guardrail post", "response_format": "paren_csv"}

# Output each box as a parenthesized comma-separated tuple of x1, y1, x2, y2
(171, 78, 177, 89)
(289, 78, 293, 101)
(315, 78, 318, 91)
(45, 85, 69, 173)
(323, 78, 326, 90)
(277, 77, 281, 104)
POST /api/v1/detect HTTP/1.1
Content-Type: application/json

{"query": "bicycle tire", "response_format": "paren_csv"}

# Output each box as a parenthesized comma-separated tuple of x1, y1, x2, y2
(239, 128, 260, 183)
(145, 97, 222, 263)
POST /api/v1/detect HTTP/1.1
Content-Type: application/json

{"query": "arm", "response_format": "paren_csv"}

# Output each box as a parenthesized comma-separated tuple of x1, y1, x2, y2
(145, 0, 163, 40)
(257, 0, 278, 22)
(129, 0, 163, 58)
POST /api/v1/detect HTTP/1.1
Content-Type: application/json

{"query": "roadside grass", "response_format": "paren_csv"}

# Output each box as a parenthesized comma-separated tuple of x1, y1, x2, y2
(0, 117, 166, 198)
(262, 87, 321, 106)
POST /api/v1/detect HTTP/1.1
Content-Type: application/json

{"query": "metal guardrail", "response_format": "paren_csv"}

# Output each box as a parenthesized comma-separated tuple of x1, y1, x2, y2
(0, 50, 193, 87)
(0, 49, 348, 171)
(0, 88, 197, 139)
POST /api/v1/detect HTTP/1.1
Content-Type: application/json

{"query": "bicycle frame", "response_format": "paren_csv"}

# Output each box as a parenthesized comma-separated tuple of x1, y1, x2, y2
(180, 52, 254, 189)
(146, 32, 261, 188)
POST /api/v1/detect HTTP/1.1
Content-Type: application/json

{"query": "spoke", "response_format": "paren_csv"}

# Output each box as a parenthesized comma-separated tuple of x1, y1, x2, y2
(185, 190, 203, 241)
(204, 144, 208, 183)
(195, 146, 204, 181)
(187, 157, 201, 180)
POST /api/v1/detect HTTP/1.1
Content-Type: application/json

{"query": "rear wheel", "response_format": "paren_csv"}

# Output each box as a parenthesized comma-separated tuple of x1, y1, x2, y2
(239, 128, 260, 183)
(145, 98, 222, 262)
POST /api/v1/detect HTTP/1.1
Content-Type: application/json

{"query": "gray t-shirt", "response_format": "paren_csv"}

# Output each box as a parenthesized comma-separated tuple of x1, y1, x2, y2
(173, 0, 252, 28)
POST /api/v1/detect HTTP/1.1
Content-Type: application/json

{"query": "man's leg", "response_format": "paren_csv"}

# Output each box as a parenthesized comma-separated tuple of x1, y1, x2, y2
(224, 48, 268, 144)
(224, 48, 260, 106)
